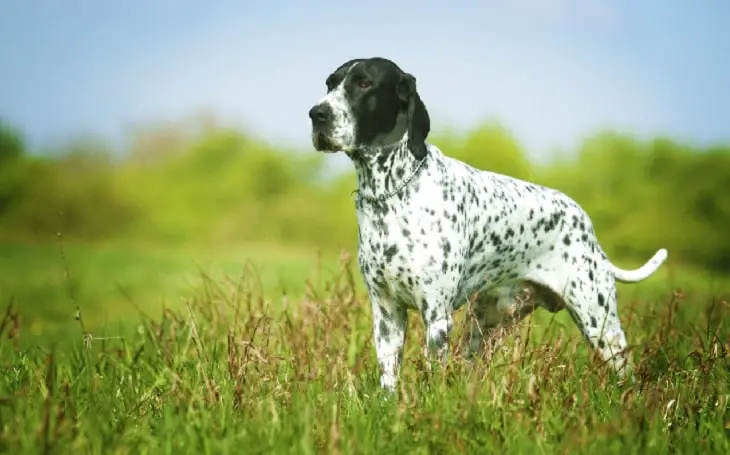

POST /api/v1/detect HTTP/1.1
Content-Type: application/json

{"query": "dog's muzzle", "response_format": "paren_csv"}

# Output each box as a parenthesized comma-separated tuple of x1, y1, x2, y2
(308, 104, 338, 152)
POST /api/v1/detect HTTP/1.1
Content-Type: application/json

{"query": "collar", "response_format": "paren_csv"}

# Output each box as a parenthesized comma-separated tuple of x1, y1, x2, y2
(350, 153, 428, 208)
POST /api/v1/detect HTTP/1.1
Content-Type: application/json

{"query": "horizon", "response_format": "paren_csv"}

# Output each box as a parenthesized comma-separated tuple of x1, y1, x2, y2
(2, 0, 729, 161)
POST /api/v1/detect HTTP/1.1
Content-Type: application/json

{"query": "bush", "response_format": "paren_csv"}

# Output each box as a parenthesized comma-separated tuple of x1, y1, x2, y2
(0, 116, 728, 272)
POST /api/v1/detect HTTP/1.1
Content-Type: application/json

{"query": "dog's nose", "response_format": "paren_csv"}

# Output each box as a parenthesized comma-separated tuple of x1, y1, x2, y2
(308, 104, 330, 124)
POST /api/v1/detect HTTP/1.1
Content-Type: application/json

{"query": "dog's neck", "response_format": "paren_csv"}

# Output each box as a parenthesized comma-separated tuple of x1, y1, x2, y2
(347, 136, 429, 204)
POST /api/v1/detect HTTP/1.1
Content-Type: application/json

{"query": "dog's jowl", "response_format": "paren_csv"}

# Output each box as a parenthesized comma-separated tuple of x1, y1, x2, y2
(308, 57, 668, 393)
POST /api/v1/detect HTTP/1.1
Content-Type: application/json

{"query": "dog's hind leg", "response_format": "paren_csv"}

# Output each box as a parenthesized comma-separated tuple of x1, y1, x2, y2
(465, 293, 499, 360)
(566, 277, 633, 380)
(465, 285, 540, 361)
(526, 266, 633, 381)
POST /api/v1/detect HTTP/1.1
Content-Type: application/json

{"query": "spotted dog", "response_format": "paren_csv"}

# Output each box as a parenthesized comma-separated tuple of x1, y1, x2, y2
(308, 57, 668, 392)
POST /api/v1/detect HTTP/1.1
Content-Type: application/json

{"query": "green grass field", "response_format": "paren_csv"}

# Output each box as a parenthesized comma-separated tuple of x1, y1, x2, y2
(0, 242, 728, 454)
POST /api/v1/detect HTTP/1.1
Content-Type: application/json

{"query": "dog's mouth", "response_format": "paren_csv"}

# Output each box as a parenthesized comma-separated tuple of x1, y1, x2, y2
(312, 132, 339, 153)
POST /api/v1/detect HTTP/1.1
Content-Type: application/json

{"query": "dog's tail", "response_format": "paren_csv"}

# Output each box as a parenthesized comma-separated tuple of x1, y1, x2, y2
(610, 248, 668, 283)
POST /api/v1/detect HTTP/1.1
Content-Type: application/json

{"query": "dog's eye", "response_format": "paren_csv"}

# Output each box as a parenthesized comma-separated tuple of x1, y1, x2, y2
(358, 80, 371, 89)
(325, 76, 336, 91)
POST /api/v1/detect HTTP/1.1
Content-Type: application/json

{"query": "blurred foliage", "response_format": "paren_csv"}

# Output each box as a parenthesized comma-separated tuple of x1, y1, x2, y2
(0, 114, 728, 271)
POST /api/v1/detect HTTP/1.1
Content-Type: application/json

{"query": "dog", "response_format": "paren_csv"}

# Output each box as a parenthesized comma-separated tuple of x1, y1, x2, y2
(308, 57, 668, 392)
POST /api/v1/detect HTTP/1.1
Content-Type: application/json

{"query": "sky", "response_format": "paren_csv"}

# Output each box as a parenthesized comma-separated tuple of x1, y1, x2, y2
(1, 0, 729, 161)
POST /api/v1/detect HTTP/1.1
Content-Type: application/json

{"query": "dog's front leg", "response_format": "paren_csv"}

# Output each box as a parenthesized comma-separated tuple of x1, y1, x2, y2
(421, 301, 453, 366)
(370, 296, 408, 393)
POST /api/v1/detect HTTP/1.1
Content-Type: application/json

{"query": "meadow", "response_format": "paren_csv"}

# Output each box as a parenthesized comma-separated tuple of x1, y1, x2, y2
(0, 117, 728, 453)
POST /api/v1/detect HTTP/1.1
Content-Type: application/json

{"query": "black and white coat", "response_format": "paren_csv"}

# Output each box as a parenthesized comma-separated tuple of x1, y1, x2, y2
(309, 57, 667, 392)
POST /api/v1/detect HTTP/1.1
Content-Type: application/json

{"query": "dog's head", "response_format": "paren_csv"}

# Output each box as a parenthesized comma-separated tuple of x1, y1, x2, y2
(308, 57, 430, 159)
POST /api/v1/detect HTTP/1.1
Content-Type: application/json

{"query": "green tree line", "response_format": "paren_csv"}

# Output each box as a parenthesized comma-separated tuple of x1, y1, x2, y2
(1, 115, 728, 272)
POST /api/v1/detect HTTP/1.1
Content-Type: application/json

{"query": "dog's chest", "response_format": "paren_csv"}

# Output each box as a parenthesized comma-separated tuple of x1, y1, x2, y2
(355, 188, 468, 306)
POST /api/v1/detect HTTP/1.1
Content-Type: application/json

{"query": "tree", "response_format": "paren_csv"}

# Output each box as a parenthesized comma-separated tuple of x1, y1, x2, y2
(437, 123, 533, 180)
(0, 120, 26, 164)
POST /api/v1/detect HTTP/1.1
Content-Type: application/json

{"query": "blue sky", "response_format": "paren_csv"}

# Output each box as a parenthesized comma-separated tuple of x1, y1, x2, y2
(1, 0, 729, 160)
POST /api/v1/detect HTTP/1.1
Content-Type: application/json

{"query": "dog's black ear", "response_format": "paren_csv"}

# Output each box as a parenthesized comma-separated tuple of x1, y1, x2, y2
(398, 73, 430, 159)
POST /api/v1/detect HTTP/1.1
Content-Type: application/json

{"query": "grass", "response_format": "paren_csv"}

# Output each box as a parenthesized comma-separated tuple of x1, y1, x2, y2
(0, 241, 344, 339)
(0, 242, 728, 454)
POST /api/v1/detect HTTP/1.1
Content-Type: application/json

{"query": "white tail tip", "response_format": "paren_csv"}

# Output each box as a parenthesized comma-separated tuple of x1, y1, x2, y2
(612, 248, 668, 283)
